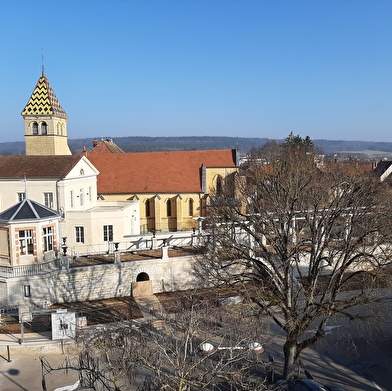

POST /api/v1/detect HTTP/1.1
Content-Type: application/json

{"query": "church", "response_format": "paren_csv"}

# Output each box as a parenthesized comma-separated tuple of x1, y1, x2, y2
(0, 70, 238, 307)
(19, 69, 239, 234)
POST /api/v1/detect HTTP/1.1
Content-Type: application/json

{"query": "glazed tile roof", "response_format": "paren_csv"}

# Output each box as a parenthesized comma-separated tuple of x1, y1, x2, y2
(0, 198, 58, 222)
(0, 155, 83, 179)
(88, 149, 237, 194)
(21, 73, 68, 118)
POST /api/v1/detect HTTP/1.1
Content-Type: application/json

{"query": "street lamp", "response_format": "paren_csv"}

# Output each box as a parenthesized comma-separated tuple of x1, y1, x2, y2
(199, 341, 264, 355)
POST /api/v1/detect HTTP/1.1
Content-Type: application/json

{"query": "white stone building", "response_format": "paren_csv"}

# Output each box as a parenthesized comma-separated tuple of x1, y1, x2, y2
(0, 154, 140, 254)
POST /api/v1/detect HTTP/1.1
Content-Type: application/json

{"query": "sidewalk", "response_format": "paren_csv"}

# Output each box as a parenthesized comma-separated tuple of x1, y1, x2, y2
(0, 342, 80, 391)
(0, 295, 163, 391)
(0, 330, 57, 348)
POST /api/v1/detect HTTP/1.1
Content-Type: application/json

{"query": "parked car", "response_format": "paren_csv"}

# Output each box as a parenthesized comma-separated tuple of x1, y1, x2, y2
(275, 379, 345, 391)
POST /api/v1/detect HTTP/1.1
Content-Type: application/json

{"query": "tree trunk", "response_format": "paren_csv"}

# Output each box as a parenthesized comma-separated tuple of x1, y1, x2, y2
(282, 340, 297, 380)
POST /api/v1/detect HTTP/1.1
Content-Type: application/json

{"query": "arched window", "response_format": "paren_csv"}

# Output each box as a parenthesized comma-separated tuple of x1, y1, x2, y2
(189, 198, 194, 216)
(136, 272, 150, 282)
(166, 199, 172, 217)
(41, 122, 48, 135)
(32, 122, 38, 135)
(216, 176, 223, 196)
(145, 199, 150, 217)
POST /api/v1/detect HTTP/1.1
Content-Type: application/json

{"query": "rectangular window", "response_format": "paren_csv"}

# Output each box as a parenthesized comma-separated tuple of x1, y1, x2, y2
(79, 188, 84, 207)
(70, 191, 74, 208)
(75, 226, 84, 243)
(24, 285, 31, 298)
(43, 227, 53, 252)
(0, 229, 9, 258)
(44, 192, 54, 209)
(18, 192, 26, 202)
(19, 230, 33, 255)
(103, 225, 113, 242)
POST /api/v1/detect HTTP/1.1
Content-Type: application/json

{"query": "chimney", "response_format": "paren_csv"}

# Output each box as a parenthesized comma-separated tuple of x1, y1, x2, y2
(93, 139, 98, 147)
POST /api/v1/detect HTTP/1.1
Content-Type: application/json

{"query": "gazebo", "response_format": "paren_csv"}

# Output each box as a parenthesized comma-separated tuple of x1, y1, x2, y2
(0, 198, 60, 266)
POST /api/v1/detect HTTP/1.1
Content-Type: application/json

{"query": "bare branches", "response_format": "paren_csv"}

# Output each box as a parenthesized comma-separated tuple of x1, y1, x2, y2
(195, 137, 392, 379)
(66, 290, 271, 390)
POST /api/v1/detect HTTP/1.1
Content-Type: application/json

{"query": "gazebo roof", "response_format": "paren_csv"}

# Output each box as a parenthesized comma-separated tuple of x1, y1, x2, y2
(0, 198, 59, 222)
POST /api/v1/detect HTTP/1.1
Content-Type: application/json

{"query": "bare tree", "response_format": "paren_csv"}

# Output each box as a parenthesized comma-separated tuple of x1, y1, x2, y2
(71, 290, 270, 390)
(195, 135, 392, 380)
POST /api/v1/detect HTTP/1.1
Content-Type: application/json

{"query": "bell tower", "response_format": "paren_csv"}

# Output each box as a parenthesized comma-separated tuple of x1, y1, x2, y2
(21, 69, 71, 155)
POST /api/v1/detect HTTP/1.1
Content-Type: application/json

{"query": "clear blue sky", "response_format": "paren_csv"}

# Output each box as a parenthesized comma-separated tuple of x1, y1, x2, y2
(1, 1, 392, 143)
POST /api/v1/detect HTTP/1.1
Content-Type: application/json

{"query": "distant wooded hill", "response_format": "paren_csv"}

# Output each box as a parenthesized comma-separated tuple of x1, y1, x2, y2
(2, 136, 392, 158)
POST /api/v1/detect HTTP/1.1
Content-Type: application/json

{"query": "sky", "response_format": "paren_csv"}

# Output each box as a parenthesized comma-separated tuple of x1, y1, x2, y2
(1, 0, 392, 143)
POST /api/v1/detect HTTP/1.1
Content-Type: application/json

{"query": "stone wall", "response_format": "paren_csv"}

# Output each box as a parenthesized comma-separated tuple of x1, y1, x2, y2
(25, 135, 71, 156)
(0, 255, 198, 308)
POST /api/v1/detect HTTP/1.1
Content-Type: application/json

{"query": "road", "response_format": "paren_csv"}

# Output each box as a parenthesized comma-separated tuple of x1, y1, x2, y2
(264, 293, 392, 391)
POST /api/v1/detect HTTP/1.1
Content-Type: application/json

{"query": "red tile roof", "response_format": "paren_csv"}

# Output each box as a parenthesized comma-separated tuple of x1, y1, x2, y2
(88, 149, 237, 194)
(89, 139, 125, 154)
(0, 155, 83, 179)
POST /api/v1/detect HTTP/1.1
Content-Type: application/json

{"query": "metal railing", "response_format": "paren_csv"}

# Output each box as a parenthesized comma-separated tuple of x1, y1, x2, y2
(68, 231, 200, 257)
(0, 258, 62, 279)
(0, 231, 203, 278)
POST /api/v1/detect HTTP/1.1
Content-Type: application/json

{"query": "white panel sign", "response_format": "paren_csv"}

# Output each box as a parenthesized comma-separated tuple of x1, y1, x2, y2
(51, 311, 76, 340)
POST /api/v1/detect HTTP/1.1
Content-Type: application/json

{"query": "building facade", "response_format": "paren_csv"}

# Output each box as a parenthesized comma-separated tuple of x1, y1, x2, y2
(87, 144, 238, 233)
(0, 155, 140, 256)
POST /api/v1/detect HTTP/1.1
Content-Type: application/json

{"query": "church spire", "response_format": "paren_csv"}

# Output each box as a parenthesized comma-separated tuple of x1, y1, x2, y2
(21, 73, 68, 118)
(22, 68, 71, 156)
(41, 47, 45, 77)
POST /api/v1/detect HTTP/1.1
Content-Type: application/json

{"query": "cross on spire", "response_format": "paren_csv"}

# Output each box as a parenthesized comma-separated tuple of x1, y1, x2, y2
(41, 47, 45, 76)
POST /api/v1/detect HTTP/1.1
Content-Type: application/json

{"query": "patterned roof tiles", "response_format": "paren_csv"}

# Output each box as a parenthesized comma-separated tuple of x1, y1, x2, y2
(21, 74, 68, 118)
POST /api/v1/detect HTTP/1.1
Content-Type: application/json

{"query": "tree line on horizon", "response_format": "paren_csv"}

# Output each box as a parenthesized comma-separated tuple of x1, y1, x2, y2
(2, 136, 392, 156)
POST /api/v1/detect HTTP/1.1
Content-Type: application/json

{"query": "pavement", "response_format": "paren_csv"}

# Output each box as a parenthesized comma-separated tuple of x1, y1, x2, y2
(0, 295, 167, 391)
(0, 342, 79, 391)
(0, 295, 391, 391)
